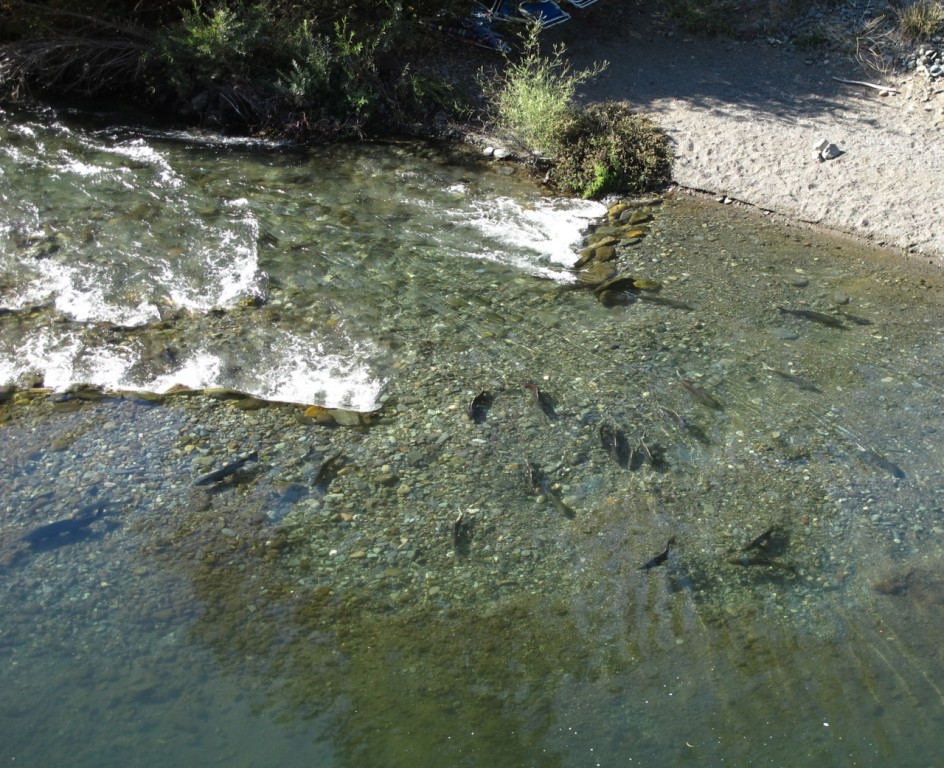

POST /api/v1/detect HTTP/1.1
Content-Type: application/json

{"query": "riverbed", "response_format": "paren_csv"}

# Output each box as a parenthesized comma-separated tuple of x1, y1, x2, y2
(2, 105, 944, 767)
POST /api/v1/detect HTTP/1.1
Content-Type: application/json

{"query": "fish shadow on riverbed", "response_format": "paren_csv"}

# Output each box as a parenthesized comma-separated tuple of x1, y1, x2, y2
(27, 526, 106, 553)
(20, 499, 124, 554)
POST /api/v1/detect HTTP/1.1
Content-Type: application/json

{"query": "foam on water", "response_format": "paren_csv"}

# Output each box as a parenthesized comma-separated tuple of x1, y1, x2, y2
(35, 261, 161, 325)
(0, 112, 604, 409)
(109, 138, 185, 189)
(161, 223, 263, 312)
(460, 195, 604, 279)
(0, 327, 383, 410)
(252, 336, 385, 411)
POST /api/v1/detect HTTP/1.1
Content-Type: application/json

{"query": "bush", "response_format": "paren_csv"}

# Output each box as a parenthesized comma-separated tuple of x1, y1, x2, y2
(547, 102, 672, 199)
(158, 1, 258, 94)
(483, 24, 606, 155)
(898, 0, 944, 42)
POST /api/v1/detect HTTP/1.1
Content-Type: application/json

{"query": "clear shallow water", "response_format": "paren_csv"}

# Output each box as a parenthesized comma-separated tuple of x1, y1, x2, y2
(2, 106, 944, 767)
(0, 106, 602, 409)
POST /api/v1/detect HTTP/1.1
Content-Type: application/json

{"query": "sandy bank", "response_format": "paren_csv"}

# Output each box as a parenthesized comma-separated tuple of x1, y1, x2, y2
(547, 3, 944, 263)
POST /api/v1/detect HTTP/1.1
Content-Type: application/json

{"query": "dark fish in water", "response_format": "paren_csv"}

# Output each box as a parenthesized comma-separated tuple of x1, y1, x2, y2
(523, 382, 558, 420)
(640, 536, 676, 570)
(658, 405, 711, 445)
(725, 525, 782, 556)
(593, 276, 641, 295)
(676, 371, 723, 410)
(467, 390, 493, 424)
(725, 525, 794, 569)
(778, 306, 846, 328)
(598, 422, 630, 468)
(597, 289, 635, 307)
(857, 447, 904, 479)
(524, 459, 575, 519)
(628, 437, 653, 471)
(743, 525, 776, 552)
(22, 501, 111, 547)
(637, 294, 694, 311)
(193, 451, 259, 486)
(725, 553, 796, 571)
(839, 311, 873, 326)
(314, 452, 344, 491)
(453, 511, 474, 555)
(762, 363, 822, 393)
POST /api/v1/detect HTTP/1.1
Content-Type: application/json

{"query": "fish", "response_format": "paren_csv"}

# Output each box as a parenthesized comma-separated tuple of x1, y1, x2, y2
(857, 447, 904, 479)
(453, 511, 474, 554)
(22, 501, 111, 547)
(523, 382, 558, 420)
(838, 311, 873, 326)
(724, 553, 796, 571)
(724, 526, 794, 570)
(743, 525, 776, 552)
(777, 306, 846, 328)
(598, 422, 630, 468)
(637, 294, 694, 311)
(524, 459, 575, 519)
(467, 390, 493, 424)
(676, 371, 723, 410)
(640, 536, 676, 570)
(658, 405, 711, 444)
(314, 452, 344, 491)
(628, 437, 653, 471)
(762, 363, 822, 393)
(598, 289, 635, 307)
(593, 276, 641, 295)
(193, 451, 259, 486)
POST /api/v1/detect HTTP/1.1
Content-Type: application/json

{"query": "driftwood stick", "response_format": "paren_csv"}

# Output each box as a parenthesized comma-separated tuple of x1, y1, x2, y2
(832, 76, 900, 94)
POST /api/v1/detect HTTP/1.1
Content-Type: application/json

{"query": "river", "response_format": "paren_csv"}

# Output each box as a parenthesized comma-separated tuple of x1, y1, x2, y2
(1, 104, 944, 767)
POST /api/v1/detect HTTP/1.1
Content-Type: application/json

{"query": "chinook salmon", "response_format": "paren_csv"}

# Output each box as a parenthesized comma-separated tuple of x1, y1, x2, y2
(778, 306, 846, 329)
(524, 459, 574, 519)
(640, 537, 676, 570)
(857, 447, 904, 479)
(677, 371, 723, 410)
(724, 553, 796, 571)
(523, 382, 558, 421)
(193, 451, 259, 486)
(762, 363, 822, 393)
(637, 294, 694, 311)
(467, 390, 493, 424)
(599, 422, 630, 468)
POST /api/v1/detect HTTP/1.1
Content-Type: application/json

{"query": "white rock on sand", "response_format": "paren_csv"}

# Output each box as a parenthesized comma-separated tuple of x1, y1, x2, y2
(551, 7, 944, 263)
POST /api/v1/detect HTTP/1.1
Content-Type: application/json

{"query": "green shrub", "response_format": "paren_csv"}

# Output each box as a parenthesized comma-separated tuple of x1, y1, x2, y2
(279, 19, 332, 108)
(484, 24, 607, 155)
(156, 1, 271, 97)
(547, 102, 672, 199)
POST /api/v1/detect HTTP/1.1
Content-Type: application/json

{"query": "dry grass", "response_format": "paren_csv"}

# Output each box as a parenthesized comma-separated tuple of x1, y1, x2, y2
(852, 14, 899, 75)
(897, 0, 944, 42)
(0, 37, 149, 98)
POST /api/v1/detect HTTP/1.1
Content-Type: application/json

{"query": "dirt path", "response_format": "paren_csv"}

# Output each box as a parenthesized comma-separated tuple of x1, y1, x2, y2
(549, 3, 944, 263)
